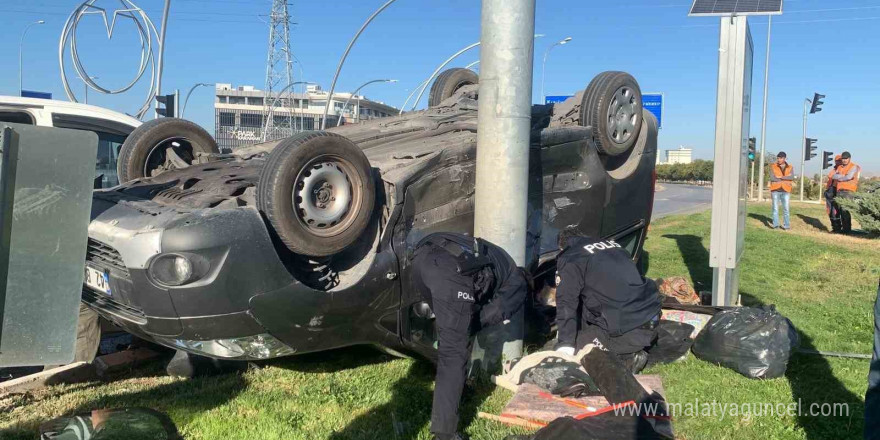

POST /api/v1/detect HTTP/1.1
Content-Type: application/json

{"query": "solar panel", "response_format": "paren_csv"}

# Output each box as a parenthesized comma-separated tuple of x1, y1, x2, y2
(689, 0, 783, 16)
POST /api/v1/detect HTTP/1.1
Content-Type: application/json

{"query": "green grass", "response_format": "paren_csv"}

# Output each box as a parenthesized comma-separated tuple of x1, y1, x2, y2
(643, 202, 879, 440)
(2, 203, 877, 440)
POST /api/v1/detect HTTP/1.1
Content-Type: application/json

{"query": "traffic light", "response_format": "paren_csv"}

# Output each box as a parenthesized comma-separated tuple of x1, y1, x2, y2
(822, 151, 834, 170)
(810, 93, 825, 114)
(748, 137, 756, 161)
(804, 138, 817, 161)
(156, 92, 177, 118)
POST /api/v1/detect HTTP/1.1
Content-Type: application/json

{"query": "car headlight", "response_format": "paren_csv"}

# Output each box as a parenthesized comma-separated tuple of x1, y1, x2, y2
(154, 334, 297, 360)
(148, 253, 208, 286)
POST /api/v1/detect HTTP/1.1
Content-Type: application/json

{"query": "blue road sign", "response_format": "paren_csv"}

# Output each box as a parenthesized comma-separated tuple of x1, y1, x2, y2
(544, 95, 573, 104)
(20, 90, 52, 100)
(642, 93, 663, 129)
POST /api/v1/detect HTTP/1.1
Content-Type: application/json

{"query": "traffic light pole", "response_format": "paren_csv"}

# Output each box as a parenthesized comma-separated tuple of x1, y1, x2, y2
(799, 98, 810, 201)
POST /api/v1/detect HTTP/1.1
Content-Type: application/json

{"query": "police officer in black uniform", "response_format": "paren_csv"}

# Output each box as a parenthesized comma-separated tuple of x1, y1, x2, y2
(553, 231, 661, 373)
(411, 232, 528, 440)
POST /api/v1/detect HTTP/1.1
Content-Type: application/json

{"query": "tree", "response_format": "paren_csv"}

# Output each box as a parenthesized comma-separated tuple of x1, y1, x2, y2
(836, 180, 880, 234)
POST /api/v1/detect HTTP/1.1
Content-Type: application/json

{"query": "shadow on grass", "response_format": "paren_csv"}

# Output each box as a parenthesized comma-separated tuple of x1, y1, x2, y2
(325, 358, 495, 440)
(796, 214, 829, 232)
(661, 234, 712, 292)
(0, 362, 248, 440)
(738, 293, 864, 439)
(267, 345, 395, 374)
(748, 213, 773, 228)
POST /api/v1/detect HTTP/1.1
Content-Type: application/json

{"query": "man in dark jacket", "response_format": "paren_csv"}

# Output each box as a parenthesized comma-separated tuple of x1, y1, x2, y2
(411, 232, 528, 440)
(867, 280, 880, 440)
(553, 231, 661, 373)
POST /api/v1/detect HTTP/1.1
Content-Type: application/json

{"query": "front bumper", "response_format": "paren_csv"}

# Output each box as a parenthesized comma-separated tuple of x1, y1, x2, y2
(83, 199, 299, 359)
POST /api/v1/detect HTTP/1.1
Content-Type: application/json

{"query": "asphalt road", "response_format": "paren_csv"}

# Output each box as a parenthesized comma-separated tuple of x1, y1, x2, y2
(652, 183, 713, 220)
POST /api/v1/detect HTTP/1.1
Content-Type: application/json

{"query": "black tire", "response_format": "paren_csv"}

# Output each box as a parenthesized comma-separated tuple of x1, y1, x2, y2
(580, 72, 643, 156)
(117, 117, 219, 183)
(428, 68, 479, 107)
(257, 131, 375, 257)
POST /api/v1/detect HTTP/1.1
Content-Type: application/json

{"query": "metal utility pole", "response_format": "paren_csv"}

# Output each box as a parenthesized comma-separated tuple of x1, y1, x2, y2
(757, 16, 772, 202)
(472, 0, 536, 367)
(154, 0, 171, 119)
(541, 37, 572, 104)
(799, 98, 810, 201)
(262, 0, 295, 141)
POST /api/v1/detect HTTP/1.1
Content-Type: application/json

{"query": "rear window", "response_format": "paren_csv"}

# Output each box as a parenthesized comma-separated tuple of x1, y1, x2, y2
(52, 113, 135, 188)
(0, 111, 35, 125)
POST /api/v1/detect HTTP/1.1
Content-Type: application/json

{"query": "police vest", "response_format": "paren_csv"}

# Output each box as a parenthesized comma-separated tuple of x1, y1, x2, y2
(558, 237, 661, 336)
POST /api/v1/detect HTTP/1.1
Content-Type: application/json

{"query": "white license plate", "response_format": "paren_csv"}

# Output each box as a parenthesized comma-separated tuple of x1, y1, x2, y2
(84, 265, 111, 295)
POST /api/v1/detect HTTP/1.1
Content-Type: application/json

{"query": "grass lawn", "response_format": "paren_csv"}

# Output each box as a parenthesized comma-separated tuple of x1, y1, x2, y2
(2, 202, 877, 440)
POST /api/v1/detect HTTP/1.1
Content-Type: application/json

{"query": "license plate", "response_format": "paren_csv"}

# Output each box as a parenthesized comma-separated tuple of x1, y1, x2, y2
(84, 265, 111, 295)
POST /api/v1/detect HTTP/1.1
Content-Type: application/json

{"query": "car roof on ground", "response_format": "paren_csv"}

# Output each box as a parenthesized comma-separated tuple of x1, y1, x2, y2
(0, 95, 142, 128)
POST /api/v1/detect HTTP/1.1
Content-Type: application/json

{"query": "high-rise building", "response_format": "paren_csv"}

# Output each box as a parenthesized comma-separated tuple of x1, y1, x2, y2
(665, 146, 693, 164)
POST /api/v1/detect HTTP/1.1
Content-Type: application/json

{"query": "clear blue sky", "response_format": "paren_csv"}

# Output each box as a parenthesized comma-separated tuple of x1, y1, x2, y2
(2, 0, 878, 175)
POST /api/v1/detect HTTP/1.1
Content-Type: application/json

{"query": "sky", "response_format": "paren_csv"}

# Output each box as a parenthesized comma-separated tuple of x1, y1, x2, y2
(1, 0, 879, 176)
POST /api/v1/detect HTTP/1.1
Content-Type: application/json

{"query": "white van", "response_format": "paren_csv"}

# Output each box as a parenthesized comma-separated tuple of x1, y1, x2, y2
(0, 96, 141, 188)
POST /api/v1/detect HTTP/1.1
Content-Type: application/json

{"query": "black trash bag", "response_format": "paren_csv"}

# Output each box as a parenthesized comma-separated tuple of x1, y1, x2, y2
(504, 413, 673, 440)
(520, 358, 602, 397)
(692, 305, 799, 379)
(645, 320, 696, 367)
(40, 408, 180, 440)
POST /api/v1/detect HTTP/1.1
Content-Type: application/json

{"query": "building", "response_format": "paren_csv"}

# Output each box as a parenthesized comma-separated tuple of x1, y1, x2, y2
(665, 146, 693, 165)
(214, 83, 398, 151)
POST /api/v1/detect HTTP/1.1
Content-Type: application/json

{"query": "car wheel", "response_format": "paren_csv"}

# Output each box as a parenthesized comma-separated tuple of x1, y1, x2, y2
(117, 118, 219, 183)
(257, 131, 375, 257)
(580, 71, 643, 156)
(428, 68, 479, 107)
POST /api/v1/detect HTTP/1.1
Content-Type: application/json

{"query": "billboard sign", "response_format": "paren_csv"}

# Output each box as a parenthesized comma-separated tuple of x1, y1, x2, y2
(642, 93, 663, 129)
(545, 93, 664, 129)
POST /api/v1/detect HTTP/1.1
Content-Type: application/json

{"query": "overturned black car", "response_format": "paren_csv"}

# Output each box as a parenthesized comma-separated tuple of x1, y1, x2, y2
(82, 70, 658, 362)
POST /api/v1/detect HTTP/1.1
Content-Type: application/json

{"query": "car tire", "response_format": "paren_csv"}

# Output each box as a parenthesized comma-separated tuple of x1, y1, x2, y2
(580, 71, 643, 156)
(257, 131, 375, 257)
(117, 117, 219, 183)
(428, 68, 479, 107)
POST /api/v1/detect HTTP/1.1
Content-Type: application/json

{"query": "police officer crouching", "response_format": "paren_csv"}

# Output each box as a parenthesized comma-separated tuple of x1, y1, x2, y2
(412, 232, 528, 440)
(553, 230, 661, 374)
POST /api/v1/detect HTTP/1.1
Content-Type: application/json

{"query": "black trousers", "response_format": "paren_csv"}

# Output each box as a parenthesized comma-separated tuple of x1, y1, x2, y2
(412, 247, 477, 436)
(575, 322, 658, 355)
(837, 191, 855, 232)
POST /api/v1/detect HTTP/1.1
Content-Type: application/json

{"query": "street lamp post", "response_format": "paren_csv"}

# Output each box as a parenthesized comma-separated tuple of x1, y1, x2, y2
(336, 79, 397, 127)
(261, 81, 316, 140)
(322, 0, 399, 129)
(84, 76, 98, 104)
(19, 20, 45, 96)
(756, 16, 772, 202)
(541, 36, 572, 104)
(404, 34, 545, 114)
(181, 83, 212, 118)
